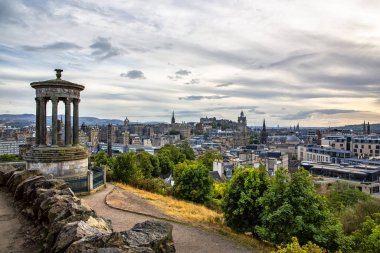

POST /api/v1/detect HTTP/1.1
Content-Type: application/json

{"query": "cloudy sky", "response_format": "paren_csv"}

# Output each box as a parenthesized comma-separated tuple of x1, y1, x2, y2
(1, 0, 380, 127)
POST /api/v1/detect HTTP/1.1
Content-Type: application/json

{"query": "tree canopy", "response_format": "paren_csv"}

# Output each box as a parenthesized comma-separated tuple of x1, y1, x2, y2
(256, 168, 347, 251)
(173, 161, 213, 203)
(198, 150, 222, 170)
(223, 166, 270, 232)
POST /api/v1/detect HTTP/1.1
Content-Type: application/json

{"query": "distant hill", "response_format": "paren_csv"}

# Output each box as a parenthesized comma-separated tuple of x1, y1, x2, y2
(341, 123, 380, 132)
(0, 114, 123, 127)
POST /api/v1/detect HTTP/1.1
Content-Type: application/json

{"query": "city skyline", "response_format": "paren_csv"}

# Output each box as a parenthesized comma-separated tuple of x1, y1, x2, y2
(1, 0, 380, 127)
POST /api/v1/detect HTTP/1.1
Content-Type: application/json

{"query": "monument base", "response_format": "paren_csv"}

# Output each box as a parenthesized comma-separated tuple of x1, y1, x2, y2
(26, 157, 88, 177)
(24, 146, 88, 177)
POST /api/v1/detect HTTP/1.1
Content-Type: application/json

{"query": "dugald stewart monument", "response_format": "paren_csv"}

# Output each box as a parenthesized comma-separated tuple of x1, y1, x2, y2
(24, 69, 88, 177)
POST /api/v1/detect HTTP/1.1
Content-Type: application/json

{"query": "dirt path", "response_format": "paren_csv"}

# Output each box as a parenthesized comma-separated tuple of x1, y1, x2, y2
(82, 184, 256, 253)
(0, 188, 29, 253)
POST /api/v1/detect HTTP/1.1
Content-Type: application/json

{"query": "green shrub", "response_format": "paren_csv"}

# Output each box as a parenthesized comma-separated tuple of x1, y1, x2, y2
(136, 178, 170, 195)
(222, 166, 269, 232)
(0, 154, 19, 162)
(173, 160, 213, 203)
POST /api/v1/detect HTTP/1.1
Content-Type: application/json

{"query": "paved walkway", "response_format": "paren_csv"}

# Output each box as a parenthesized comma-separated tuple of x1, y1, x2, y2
(0, 188, 28, 253)
(82, 184, 256, 253)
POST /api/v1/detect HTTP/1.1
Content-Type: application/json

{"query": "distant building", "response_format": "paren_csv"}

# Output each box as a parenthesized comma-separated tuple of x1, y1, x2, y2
(302, 162, 380, 194)
(0, 140, 26, 155)
(298, 144, 351, 164)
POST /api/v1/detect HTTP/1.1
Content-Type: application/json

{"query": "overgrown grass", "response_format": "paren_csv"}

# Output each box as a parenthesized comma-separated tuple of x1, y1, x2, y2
(114, 182, 274, 252)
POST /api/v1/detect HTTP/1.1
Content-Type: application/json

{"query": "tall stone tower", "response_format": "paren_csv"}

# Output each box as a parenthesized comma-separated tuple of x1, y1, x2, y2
(260, 119, 268, 144)
(171, 111, 175, 124)
(25, 69, 88, 177)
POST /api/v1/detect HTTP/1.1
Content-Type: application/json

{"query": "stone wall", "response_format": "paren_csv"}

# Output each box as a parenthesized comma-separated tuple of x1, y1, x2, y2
(0, 166, 175, 253)
(26, 157, 88, 177)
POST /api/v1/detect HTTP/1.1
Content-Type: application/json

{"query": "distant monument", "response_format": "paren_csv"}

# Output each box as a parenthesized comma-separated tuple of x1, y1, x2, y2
(25, 69, 88, 177)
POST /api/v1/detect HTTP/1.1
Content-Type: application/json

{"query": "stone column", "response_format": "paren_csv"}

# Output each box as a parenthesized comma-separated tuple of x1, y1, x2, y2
(39, 98, 47, 146)
(35, 98, 40, 146)
(73, 99, 80, 145)
(65, 98, 72, 146)
(51, 97, 58, 146)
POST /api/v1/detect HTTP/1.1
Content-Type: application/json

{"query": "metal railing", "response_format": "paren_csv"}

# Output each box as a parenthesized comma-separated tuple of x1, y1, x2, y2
(65, 175, 88, 193)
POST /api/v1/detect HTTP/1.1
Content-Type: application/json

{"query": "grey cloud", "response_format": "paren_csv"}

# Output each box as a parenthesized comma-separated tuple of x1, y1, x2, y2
(22, 42, 81, 51)
(250, 110, 266, 115)
(120, 70, 146, 79)
(216, 82, 234, 87)
(90, 37, 121, 60)
(175, 69, 191, 76)
(282, 109, 363, 120)
(260, 52, 317, 69)
(185, 79, 200, 85)
(178, 95, 229, 101)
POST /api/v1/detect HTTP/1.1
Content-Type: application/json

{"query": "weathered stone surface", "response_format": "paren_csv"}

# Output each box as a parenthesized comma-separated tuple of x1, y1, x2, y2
(0, 166, 18, 185)
(14, 175, 45, 200)
(86, 216, 113, 233)
(68, 220, 175, 253)
(122, 220, 175, 253)
(6, 169, 42, 193)
(24, 178, 66, 204)
(53, 220, 104, 253)
(1, 167, 175, 253)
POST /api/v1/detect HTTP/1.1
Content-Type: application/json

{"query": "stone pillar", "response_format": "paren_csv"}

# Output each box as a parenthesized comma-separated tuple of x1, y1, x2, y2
(87, 170, 94, 192)
(65, 98, 72, 146)
(73, 99, 80, 145)
(51, 97, 58, 146)
(35, 98, 40, 146)
(39, 98, 47, 146)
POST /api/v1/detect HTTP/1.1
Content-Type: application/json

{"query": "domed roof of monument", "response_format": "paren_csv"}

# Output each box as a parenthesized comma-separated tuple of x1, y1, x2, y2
(286, 135, 301, 144)
(30, 69, 85, 90)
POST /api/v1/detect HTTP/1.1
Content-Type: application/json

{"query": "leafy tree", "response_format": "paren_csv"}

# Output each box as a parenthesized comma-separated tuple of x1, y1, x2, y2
(149, 154, 161, 177)
(94, 150, 110, 167)
(256, 168, 347, 252)
(159, 144, 186, 164)
(113, 152, 143, 185)
(177, 142, 195, 160)
(168, 129, 180, 135)
(340, 199, 380, 234)
(326, 182, 370, 213)
(172, 161, 213, 203)
(157, 149, 175, 176)
(352, 213, 380, 253)
(135, 151, 155, 178)
(222, 166, 270, 232)
(274, 237, 327, 253)
(198, 150, 222, 170)
(0, 154, 19, 162)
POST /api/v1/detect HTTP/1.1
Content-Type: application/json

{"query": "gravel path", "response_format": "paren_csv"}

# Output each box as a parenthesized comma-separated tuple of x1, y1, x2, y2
(82, 184, 256, 253)
(0, 188, 33, 253)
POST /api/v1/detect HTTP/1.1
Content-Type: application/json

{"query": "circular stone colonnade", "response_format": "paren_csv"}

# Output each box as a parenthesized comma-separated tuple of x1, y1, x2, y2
(25, 69, 88, 178)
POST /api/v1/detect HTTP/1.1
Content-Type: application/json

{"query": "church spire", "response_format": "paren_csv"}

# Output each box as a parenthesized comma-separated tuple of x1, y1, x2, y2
(171, 111, 175, 124)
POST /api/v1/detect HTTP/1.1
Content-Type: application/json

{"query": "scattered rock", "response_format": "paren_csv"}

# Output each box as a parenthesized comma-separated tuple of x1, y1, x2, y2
(53, 220, 105, 252)
(0, 166, 18, 185)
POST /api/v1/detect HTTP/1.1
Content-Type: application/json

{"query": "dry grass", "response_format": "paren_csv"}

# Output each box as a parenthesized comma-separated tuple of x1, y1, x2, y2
(114, 182, 222, 224)
(114, 182, 274, 252)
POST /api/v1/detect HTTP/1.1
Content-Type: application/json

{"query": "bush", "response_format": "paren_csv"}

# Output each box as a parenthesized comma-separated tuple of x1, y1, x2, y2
(352, 213, 380, 252)
(113, 152, 143, 185)
(273, 237, 328, 253)
(173, 161, 213, 203)
(326, 182, 370, 213)
(256, 168, 347, 252)
(0, 154, 19, 162)
(136, 178, 170, 195)
(222, 166, 269, 232)
(340, 199, 380, 234)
